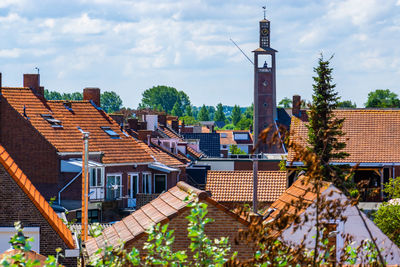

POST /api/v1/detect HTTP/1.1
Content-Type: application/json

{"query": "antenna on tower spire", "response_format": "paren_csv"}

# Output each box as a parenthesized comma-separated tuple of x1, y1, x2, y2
(262, 5, 266, 19)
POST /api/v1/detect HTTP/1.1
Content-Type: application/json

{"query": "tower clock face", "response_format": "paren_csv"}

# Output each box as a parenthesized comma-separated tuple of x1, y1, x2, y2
(261, 28, 269, 36)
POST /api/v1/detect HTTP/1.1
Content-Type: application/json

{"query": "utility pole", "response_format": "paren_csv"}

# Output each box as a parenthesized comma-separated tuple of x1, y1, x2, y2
(252, 155, 258, 213)
(81, 132, 90, 242)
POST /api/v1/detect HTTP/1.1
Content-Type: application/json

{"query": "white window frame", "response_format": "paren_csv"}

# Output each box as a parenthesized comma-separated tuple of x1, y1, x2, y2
(154, 174, 167, 194)
(106, 173, 123, 200)
(127, 172, 139, 198)
(89, 167, 105, 187)
(142, 172, 152, 194)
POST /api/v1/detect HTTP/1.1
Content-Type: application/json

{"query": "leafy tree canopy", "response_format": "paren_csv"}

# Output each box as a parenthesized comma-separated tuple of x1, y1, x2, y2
(235, 117, 252, 130)
(171, 102, 183, 117)
(101, 91, 123, 113)
(231, 105, 242, 126)
(198, 105, 210, 121)
(278, 97, 292, 108)
(140, 85, 191, 114)
(337, 100, 357, 108)
(229, 144, 246, 155)
(214, 103, 226, 122)
(365, 89, 400, 108)
(180, 115, 197, 125)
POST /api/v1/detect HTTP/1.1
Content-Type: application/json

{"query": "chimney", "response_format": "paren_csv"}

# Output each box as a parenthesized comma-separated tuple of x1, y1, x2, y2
(0, 72, 2, 95)
(158, 114, 167, 126)
(83, 88, 101, 107)
(128, 118, 138, 131)
(292, 95, 301, 118)
(171, 120, 179, 133)
(23, 74, 41, 95)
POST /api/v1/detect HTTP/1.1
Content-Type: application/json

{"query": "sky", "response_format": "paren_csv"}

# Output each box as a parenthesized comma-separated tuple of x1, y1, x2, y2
(1, 0, 400, 108)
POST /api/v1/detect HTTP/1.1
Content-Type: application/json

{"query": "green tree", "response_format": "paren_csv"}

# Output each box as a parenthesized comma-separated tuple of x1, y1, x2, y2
(198, 105, 210, 121)
(171, 101, 183, 117)
(185, 105, 193, 116)
(214, 103, 226, 122)
(231, 105, 242, 126)
(229, 144, 246, 155)
(365, 89, 400, 108)
(235, 117, 252, 130)
(207, 106, 216, 121)
(374, 177, 400, 247)
(140, 86, 191, 114)
(101, 91, 123, 113)
(338, 100, 356, 108)
(180, 115, 197, 125)
(44, 89, 62, 100)
(307, 55, 348, 184)
(243, 104, 253, 119)
(278, 97, 292, 108)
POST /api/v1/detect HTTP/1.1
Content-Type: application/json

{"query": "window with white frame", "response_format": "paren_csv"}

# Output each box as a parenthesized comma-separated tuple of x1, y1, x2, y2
(106, 174, 122, 200)
(90, 167, 104, 187)
(142, 173, 152, 194)
(154, 174, 167, 194)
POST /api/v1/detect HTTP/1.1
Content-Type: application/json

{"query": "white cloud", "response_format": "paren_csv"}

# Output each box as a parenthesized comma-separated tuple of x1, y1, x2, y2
(61, 13, 109, 35)
(0, 48, 21, 58)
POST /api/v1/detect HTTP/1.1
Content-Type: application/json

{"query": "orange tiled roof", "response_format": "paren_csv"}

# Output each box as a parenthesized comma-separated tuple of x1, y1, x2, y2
(2, 88, 154, 164)
(150, 141, 190, 164)
(158, 126, 181, 139)
(144, 143, 187, 167)
(0, 145, 75, 249)
(262, 178, 331, 221)
(217, 130, 253, 146)
(0, 249, 48, 264)
(288, 109, 400, 163)
(85, 181, 249, 256)
(206, 170, 287, 203)
(187, 146, 204, 159)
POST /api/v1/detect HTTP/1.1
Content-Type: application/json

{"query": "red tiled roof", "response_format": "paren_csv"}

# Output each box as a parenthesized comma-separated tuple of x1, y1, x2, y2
(158, 126, 181, 139)
(0, 145, 75, 249)
(288, 110, 400, 163)
(85, 181, 249, 256)
(2, 88, 154, 164)
(206, 170, 287, 203)
(262, 178, 330, 221)
(187, 146, 205, 159)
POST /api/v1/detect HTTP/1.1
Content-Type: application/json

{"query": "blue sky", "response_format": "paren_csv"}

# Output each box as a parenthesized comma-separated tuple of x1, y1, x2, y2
(1, 0, 400, 108)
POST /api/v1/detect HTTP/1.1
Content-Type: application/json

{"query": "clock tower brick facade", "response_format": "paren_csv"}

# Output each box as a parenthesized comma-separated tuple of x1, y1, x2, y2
(253, 17, 281, 153)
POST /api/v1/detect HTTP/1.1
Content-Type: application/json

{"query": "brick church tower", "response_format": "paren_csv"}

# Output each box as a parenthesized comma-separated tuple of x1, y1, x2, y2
(253, 12, 279, 153)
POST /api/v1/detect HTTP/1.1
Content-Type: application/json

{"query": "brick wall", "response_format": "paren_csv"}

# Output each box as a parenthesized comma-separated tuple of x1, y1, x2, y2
(0, 97, 59, 199)
(0, 164, 76, 266)
(136, 193, 160, 209)
(126, 202, 254, 260)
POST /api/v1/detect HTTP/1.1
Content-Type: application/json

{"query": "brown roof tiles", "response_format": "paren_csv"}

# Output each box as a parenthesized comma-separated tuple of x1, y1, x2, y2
(0, 145, 75, 249)
(289, 110, 400, 163)
(206, 170, 287, 203)
(2, 87, 154, 164)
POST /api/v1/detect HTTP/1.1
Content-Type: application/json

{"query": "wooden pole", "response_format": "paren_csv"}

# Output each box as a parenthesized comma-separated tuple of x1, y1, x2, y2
(81, 132, 89, 242)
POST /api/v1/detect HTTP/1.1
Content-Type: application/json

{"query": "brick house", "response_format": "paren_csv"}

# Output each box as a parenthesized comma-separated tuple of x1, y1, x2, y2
(288, 109, 400, 202)
(0, 73, 187, 217)
(263, 177, 400, 264)
(206, 170, 287, 210)
(0, 145, 77, 266)
(84, 182, 254, 261)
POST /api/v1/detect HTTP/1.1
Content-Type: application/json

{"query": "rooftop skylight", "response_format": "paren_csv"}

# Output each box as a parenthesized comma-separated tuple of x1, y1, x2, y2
(41, 114, 62, 127)
(101, 126, 120, 139)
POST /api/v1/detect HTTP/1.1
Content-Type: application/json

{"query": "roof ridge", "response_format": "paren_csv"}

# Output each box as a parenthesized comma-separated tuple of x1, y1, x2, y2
(0, 145, 75, 249)
(176, 181, 208, 200)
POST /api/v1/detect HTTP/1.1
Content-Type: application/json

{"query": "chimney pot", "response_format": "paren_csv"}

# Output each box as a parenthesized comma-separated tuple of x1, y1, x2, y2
(23, 74, 41, 95)
(83, 87, 101, 107)
(292, 95, 301, 118)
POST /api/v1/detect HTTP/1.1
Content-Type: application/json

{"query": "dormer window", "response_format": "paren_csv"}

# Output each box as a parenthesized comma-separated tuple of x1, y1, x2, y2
(41, 114, 62, 127)
(221, 133, 228, 138)
(101, 127, 120, 139)
(233, 133, 249, 141)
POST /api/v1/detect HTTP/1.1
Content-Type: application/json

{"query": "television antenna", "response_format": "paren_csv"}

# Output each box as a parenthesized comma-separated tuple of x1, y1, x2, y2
(229, 38, 254, 66)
